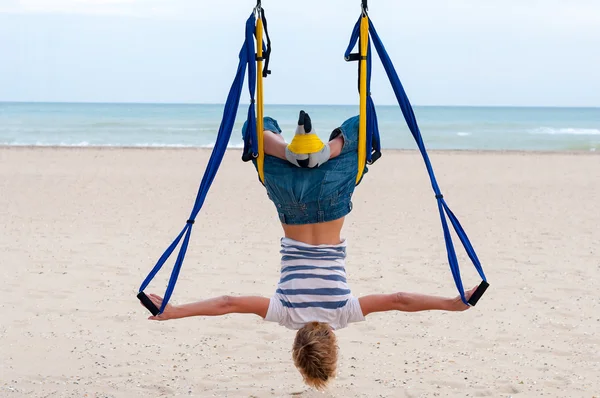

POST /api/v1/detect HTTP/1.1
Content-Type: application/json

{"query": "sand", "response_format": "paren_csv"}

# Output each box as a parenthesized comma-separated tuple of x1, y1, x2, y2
(1, 147, 599, 398)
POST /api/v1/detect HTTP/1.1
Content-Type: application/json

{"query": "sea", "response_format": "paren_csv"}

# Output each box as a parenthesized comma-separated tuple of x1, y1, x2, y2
(1, 102, 599, 152)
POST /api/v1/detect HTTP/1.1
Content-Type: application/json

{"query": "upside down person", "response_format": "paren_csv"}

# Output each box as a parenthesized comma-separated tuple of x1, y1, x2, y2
(143, 111, 478, 389)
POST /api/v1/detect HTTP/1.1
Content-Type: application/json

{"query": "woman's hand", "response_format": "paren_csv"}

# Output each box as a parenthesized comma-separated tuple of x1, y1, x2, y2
(448, 285, 479, 311)
(144, 294, 180, 321)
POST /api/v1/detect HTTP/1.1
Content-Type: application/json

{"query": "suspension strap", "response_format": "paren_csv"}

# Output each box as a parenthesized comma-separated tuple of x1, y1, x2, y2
(345, 11, 488, 305)
(344, 13, 381, 182)
(137, 12, 259, 315)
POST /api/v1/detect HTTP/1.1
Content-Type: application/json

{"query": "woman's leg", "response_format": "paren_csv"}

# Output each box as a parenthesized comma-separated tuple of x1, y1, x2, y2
(245, 115, 345, 163)
(328, 116, 360, 156)
(243, 117, 289, 161)
(264, 129, 342, 161)
(328, 136, 344, 159)
(263, 130, 288, 160)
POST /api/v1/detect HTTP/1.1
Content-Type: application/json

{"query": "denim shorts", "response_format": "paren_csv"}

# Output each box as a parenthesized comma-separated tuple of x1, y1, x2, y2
(242, 115, 368, 225)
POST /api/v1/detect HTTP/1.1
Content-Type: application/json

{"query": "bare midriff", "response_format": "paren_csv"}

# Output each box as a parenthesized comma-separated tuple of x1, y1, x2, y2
(281, 217, 345, 246)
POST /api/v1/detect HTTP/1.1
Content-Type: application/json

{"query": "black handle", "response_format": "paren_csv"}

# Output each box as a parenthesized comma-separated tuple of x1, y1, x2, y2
(467, 281, 489, 306)
(137, 292, 160, 316)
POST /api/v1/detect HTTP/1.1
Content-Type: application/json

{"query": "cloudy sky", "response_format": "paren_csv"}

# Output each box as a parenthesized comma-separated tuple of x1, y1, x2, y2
(1, 0, 599, 106)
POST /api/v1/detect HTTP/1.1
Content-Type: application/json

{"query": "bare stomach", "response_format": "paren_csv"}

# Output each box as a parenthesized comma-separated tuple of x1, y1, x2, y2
(281, 217, 345, 245)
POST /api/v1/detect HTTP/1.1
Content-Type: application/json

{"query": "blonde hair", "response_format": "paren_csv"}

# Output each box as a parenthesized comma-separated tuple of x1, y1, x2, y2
(292, 322, 338, 389)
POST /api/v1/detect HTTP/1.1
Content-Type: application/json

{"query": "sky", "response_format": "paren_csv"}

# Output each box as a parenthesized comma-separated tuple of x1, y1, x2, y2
(0, 0, 599, 107)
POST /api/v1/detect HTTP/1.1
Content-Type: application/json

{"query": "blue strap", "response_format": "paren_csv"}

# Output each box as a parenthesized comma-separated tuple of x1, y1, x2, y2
(365, 39, 373, 162)
(243, 35, 266, 157)
(138, 12, 257, 313)
(356, 17, 487, 304)
(343, 19, 360, 59)
(366, 39, 382, 161)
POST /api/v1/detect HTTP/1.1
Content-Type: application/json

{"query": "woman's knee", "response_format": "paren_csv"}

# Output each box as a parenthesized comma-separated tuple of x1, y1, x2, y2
(242, 116, 282, 141)
(329, 116, 359, 155)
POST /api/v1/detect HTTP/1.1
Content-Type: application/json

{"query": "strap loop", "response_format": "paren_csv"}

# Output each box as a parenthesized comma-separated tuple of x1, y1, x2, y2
(260, 8, 272, 78)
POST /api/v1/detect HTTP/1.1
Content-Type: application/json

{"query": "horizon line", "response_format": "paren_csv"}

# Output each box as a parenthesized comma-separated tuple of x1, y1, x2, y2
(1, 100, 599, 109)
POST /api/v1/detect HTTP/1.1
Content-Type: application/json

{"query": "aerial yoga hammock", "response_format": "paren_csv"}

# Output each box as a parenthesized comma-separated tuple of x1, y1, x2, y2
(137, 0, 489, 316)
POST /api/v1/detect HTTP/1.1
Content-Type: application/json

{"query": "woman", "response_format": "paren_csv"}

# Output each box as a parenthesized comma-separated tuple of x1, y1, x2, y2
(145, 111, 477, 389)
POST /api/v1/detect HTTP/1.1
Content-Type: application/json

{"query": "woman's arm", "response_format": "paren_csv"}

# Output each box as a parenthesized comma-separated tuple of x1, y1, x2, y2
(358, 285, 479, 317)
(144, 293, 270, 321)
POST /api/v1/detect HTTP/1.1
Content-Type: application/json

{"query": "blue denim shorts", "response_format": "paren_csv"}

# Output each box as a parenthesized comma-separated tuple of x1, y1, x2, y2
(242, 115, 368, 225)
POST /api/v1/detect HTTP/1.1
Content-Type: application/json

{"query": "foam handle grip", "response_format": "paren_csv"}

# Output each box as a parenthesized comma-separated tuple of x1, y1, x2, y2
(137, 292, 160, 316)
(467, 281, 489, 306)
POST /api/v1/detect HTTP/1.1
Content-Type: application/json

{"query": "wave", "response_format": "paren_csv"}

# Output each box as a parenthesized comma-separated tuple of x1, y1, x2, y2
(456, 132, 471, 136)
(0, 141, 245, 149)
(200, 142, 244, 149)
(530, 127, 600, 136)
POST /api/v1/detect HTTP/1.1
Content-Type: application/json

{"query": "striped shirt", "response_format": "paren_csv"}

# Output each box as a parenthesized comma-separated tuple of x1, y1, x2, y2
(264, 237, 365, 330)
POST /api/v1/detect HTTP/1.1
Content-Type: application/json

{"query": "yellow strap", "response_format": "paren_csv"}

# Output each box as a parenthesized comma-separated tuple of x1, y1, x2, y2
(287, 133, 326, 154)
(256, 17, 265, 184)
(356, 15, 369, 184)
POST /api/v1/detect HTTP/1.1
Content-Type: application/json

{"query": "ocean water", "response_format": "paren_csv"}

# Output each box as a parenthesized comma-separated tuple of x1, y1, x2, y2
(0, 102, 599, 151)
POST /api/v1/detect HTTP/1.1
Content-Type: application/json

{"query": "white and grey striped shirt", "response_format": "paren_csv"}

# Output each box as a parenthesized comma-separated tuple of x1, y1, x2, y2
(265, 237, 365, 330)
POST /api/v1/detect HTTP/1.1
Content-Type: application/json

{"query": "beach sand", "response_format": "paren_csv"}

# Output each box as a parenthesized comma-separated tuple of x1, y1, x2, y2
(1, 147, 599, 398)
